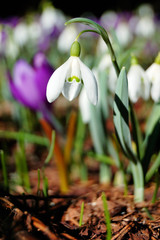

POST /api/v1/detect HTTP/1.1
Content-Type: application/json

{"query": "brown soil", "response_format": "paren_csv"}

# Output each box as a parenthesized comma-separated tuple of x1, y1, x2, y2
(0, 163, 160, 240)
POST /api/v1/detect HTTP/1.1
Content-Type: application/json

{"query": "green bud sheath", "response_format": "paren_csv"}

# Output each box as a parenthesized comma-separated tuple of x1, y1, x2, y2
(155, 52, 160, 65)
(131, 55, 138, 65)
(70, 41, 81, 57)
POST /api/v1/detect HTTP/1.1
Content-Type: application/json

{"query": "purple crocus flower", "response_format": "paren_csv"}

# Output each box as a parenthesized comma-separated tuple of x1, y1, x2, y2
(8, 52, 63, 133)
(9, 52, 52, 110)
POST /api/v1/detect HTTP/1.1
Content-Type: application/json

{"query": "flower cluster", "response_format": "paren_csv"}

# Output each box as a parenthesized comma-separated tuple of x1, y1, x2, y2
(127, 54, 160, 103)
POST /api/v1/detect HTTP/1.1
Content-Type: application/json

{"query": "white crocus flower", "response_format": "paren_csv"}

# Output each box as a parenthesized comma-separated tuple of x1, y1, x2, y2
(146, 54, 160, 102)
(127, 58, 150, 103)
(46, 41, 98, 105)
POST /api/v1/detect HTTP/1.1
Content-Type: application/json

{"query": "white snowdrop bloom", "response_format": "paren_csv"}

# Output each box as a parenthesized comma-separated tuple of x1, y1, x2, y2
(57, 25, 78, 53)
(135, 16, 155, 38)
(46, 41, 98, 105)
(146, 62, 160, 83)
(13, 22, 29, 46)
(100, 10, 118, 30)
(98, 54, 112, 70)
(150, 77, 160, 102)
(5, 38, 19, 59)
(40, 7, 65, 34)
(79, 86, 91, 123)
(96, 37, 107, 54)
(146, 60, 160, 102)
(98, 54, 117, 93)
(137, 3, 154, 17)
(28, 21, 42, 41)
(108, 65, 117, 93)
(128, 63, 150, 103)
(115, 22, 132, 47)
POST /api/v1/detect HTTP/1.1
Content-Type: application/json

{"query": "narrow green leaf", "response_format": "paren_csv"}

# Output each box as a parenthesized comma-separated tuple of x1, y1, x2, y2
(79, 201, 84, 227)
(113, 67, 137, 162)
(102, 192, 112, 240)
(142, 119, 160, 175)
(0, 130, 49, 146)
(44, 131, 55, 166)
(145, 152, 160, 182)
(87, 152, 115, 165)
(0, 150, 9, 190)
(89, 105, 106, 154)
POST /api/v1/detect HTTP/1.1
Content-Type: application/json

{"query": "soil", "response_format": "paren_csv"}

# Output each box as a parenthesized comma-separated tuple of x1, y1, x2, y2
(0, 99, 160, 240)
(0, 162, 160, 240)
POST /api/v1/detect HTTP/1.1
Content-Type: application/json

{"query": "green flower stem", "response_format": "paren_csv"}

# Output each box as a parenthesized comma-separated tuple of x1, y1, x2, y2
(75, 29, 99, 41)
(65, 18, 120, 76)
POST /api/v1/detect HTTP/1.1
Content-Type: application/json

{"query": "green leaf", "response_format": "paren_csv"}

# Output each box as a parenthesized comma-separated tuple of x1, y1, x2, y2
(101, 192, 112, 240)
(142, 119, 160, 175)
(142, 103, 160, 174)
(145, 152, 160, 182)
(113, 67, 137, 162)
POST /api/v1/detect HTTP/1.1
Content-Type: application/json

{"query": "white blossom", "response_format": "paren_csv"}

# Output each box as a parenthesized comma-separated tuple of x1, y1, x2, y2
(13, 22, 29, 46)
(79, 86, 91, 123)
(146, 62, 160, 102)
(128, 64, 150, 102)
(46, 56, 98, 105)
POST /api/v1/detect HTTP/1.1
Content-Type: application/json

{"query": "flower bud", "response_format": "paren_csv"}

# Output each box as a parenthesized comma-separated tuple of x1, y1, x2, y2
(155, 52, 160, 65)
(131, 55, 138, 65)
(70, 41, 81, 57)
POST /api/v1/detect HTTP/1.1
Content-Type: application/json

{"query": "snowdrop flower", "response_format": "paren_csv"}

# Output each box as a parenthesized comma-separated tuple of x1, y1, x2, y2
(46, 41, 98, 105)
(57, 25, 78, 53)
(5, 37, 19, 59)
(146, 53, 160, 102)
(135, 16, 155, 38)
(13, 22, 29, 46)
(28, 21, 42, 42)
(98, 54, 117, 93)
(127, 57, 150, 103)
(40, 6, 65, 34)
(115, 21, 132, 47)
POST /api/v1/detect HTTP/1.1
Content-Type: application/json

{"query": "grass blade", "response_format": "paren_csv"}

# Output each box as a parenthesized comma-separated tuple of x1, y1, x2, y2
(79, 201, 84, 227)
(0, 150, 9, 191)
(102, 192, 112, 240)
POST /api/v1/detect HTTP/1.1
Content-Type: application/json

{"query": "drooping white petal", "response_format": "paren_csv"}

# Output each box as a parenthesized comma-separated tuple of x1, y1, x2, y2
(79, 86, 91, 123)
(141, 70, 150, 100)
(78, 59, 98, 105)
(127, 65, 143, 103)
(70, 57, 81, 79)
(146, 63, 160, 83)
(128, 64, 150, 103)
(151, 77, 160, 102)
(62, 57, 82, 101)
(46, 57, 72, 102)
(62, 81, 82, 101)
